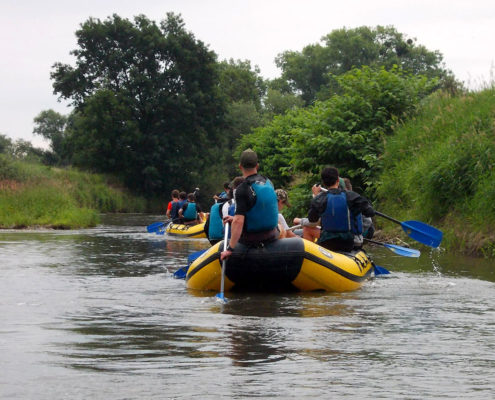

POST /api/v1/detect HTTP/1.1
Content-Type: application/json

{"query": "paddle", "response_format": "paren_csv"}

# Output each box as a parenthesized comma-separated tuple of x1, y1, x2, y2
(374, 211, 443, 248)
(372, 262, 391, 275)
(215, 222, 230, 303)
(364, 238, 420, 258)
(147, 220, 168, 233)
(173, 248, 209, 279)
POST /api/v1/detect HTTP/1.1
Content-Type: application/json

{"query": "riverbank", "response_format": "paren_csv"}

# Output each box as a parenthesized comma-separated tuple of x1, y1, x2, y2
(376, 87, 495, 258)
(0, 156, 147, 229)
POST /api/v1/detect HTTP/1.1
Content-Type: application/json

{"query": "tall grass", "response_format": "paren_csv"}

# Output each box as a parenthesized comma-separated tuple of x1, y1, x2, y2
(377, 88, 495, 254)
(0, 156, 146, 228)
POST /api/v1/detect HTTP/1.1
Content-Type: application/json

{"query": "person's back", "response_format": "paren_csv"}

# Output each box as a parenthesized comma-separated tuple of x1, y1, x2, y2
(233, 152, 278, 245)
(220, 150, 279, 262)
(180, 193, 202, 224)
(308, 167, 374, 253)
(207, 198, 227, 245)
(166, 189, 180, 219)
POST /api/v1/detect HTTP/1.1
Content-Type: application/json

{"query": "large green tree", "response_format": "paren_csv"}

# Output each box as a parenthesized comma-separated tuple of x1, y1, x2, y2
(276, 25, 455, 105)
(51, 13, 225, 194)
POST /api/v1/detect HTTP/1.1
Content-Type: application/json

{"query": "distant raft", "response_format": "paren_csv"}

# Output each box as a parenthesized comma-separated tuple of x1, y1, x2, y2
(186, 237, 373, 292)
(166, 222, 207, 238)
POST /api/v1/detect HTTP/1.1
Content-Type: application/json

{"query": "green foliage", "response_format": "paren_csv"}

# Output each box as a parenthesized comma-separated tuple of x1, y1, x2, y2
(33, 109, 69, 165)
(377, 88, 495, 232)
(237, 110, 300, 188)
(0, 134, 13, 154)
(263, 88, 305, 117)
(218, 59, 266, 110)
(0, 154, 24, 180)
(51, 13, 225, 195)
(239, 66, 436, 206)
(0, 134, 46, 163)
(276, 25, 456, 105)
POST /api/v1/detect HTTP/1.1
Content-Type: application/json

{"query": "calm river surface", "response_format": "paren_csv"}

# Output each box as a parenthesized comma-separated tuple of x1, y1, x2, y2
(1, 214, 495, 399)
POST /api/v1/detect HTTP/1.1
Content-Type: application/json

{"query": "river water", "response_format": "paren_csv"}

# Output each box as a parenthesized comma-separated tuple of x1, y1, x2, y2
(1, 214, 494, 399)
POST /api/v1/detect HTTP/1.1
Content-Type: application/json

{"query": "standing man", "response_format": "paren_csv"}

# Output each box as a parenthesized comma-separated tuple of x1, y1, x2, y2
(305, 166, 375, 253)
(221, 149, 279, 260)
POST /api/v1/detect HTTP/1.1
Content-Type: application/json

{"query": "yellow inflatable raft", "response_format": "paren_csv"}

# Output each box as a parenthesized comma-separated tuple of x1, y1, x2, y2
(186, 237, 373, 292)
(166, 222, 207, 238)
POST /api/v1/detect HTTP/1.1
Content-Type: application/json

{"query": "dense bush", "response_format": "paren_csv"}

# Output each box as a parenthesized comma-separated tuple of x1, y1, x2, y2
(239, 66, 437, 217)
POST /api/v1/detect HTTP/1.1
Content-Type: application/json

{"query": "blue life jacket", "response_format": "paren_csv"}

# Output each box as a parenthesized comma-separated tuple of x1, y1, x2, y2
(170, 201, 181, 219)
(208, 202, 224, 240)
(228, 200, 235, 216)
(352, 212, 363, 235)
(321, 191, 350, 233)
(321, 191, 363, 235)
(183, 202, 197, 220)
(245, 179, 278, 233)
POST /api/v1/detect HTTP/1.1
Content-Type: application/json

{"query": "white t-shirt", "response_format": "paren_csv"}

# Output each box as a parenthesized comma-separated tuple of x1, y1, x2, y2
(278, 213, 289, 230)
(222, 199, 235, 218)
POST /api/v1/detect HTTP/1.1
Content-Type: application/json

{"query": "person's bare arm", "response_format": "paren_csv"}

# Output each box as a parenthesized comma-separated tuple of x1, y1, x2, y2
(220, 214, 244, 260)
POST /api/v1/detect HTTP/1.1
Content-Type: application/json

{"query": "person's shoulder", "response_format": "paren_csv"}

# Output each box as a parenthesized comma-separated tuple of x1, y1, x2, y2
(313, 191, 327, 202)
(345, 190, 363, 201)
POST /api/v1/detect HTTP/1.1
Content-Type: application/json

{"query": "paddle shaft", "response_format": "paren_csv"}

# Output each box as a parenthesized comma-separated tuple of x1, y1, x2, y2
(365, 238, 389, 247)
(219, 223, 230, 299)
(364, 238, 420, 257)
(374, 211, 401, 225)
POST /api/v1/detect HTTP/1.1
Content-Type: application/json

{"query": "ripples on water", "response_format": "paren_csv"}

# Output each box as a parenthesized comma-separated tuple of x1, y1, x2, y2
(1, 214, 495, 399)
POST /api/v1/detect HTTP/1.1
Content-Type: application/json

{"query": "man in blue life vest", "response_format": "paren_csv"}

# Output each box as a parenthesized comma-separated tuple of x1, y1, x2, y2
(166, 189, 181, 220)
(305, 166, 375, 253)
(220, 149, 279, 260)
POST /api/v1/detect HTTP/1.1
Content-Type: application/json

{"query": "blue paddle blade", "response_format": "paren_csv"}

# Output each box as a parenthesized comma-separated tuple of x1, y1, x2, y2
(215, 293, 227, 303)
(385, 243, 420, 257)
(173, 266, 188, 279)
(147, 221, 164, 233)
(402, 220, 443, 248)
(373, 264, 391, 275)
(188, 249, 208, 263)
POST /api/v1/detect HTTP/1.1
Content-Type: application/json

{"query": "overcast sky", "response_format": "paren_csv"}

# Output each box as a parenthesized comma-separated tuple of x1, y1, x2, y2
(1, 0, 494, 148)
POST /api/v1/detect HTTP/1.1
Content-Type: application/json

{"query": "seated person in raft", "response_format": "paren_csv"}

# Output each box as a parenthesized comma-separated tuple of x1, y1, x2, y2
(178, 193, 204, 225)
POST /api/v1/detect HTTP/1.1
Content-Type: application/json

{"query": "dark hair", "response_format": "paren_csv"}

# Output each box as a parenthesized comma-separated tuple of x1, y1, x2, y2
(187, 193, 195, 201)
(321, 167, 339, 186)
(227, 176, 244, 200)
(231, 176, 244, 189)
(179, 191, 187, 200)
(223, 182, 230, 190)
(171, 189, 179, 198)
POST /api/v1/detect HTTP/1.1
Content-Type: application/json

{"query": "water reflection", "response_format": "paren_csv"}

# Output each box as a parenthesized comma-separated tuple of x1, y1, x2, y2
(2, 214, 495, 399)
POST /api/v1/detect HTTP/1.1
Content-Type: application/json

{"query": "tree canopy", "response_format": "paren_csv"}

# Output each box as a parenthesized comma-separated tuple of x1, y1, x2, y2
(275, 25, 455, 105)
(51, 13, 225, 194)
